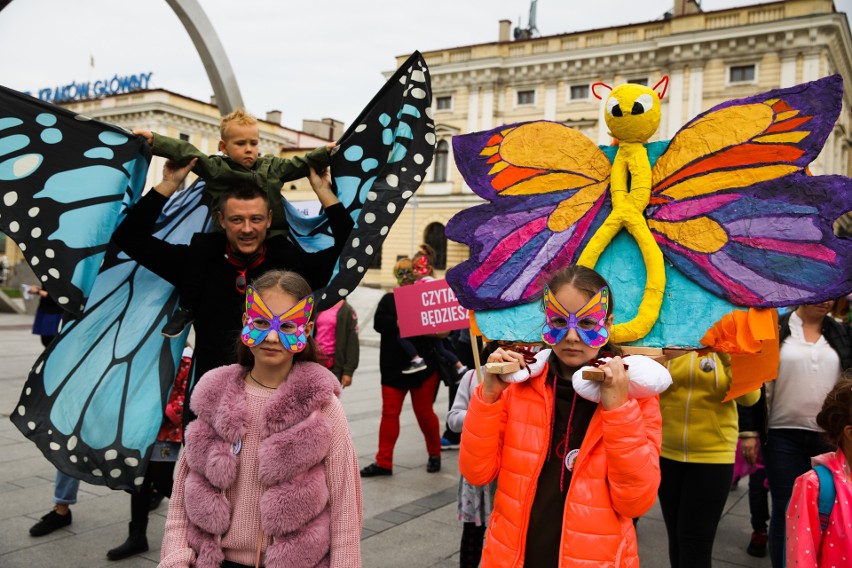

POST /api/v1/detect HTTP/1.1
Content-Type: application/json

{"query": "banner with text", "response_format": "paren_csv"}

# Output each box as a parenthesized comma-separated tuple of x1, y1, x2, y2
(394, 278, 470, 338)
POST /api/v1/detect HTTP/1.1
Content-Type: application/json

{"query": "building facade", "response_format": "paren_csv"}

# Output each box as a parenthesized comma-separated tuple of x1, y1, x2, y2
(4, 0, 851, 287)
(373, 0, 852, 287)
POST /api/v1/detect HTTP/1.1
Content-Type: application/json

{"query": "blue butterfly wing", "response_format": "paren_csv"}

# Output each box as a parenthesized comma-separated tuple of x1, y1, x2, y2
(0, 85, 151, 315)
(10, 179, 209, 490)
(282, 199, 333, 253)
(314, 51, 435, 310)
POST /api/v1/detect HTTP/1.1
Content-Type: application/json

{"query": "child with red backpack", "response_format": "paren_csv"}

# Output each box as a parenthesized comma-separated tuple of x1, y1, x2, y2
(786, 372, 852, 566)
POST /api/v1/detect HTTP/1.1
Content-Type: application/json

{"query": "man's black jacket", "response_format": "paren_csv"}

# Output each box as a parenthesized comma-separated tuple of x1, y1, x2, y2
(112, 190, 353, 384)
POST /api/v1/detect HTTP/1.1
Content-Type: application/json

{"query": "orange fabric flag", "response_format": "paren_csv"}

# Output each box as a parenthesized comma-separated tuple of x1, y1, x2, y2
(701, 308, 779, 402)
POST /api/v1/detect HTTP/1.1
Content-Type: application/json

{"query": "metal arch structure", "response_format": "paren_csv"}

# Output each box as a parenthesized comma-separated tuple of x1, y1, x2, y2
(0, 0, 244, 115)
(163, 0, 243, 114)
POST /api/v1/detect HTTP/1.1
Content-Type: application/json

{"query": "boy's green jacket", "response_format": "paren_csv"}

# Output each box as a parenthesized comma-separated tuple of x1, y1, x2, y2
(152, 132, 330, 233)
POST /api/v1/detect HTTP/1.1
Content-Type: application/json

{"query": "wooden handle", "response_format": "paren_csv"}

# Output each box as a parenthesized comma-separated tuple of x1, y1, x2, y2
(582, 368, 606, 381)
(620, 346, 696, 363)
(470, 328, 484, 385)
(485, 361, 521, 374)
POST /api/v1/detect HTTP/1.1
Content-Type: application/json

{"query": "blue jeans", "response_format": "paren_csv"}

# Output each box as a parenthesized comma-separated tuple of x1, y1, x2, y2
(53, 470, 80, 505)
(763, 428, 832, 568)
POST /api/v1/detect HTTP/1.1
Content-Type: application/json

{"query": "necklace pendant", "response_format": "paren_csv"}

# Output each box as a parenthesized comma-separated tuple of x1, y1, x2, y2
(565, 448, 579, 472)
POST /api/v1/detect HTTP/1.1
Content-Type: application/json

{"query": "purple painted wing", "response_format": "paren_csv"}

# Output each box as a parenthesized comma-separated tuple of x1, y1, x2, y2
(447, 122, 611, 310)
(648, 173, 852, 306)
(648, 76, 852, 306)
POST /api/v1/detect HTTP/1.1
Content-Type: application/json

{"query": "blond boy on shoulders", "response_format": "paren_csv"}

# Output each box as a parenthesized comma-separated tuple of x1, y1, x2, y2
(134, 108, 336, 237)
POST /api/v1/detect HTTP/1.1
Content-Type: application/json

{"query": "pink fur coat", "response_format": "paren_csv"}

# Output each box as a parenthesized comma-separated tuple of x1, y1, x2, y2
(182, 362, 341, 568)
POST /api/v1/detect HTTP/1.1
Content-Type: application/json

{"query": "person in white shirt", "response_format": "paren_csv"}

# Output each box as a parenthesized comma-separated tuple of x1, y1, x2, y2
(757, 301, 852, 567)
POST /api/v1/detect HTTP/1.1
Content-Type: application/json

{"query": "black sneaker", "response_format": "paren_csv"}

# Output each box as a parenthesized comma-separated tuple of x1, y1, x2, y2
(29, 509, 72, 537)
(401, 359, 428, 375)
(161, 309, 194, 338)
(440, 437, 460, 450)
(360, 463, 393, 477)
(427, 455, 441, 473)
(746, 530, 768, 557)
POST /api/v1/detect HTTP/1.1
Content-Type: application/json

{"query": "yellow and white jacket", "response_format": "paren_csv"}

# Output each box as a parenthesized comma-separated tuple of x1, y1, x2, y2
(661, 352, 760, 464)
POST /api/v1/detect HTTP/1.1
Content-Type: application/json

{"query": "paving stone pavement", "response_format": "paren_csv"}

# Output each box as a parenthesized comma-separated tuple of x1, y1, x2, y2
(0, 311, 772, 567)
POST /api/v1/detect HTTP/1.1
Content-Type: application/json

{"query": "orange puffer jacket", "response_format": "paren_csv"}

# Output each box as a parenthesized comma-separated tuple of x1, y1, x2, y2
(459, 366, 662, 567)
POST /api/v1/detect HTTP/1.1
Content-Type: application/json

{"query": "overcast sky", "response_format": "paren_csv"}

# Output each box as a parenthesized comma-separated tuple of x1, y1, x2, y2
(1, 0, 851, 131)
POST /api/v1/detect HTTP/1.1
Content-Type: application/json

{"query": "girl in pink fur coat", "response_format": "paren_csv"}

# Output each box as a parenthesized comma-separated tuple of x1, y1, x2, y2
(160, 270, 362, 568)
(786, 374, 852, 567)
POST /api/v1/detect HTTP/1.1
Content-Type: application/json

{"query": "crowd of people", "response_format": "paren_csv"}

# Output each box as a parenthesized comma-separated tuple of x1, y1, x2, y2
(16, 107, 852, 568)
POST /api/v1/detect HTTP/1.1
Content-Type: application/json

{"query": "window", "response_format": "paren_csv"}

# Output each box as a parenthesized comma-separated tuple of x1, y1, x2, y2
(627, 78, 648, 86)
(433, 139, 449, 183)
(424, 223, 447, 269)
(517, 89, 536, 105)
(570, 85, 590, 100)
(730, 64, 756, 83)
(436, 96, 452, 111)
(179, 133, 190, 141)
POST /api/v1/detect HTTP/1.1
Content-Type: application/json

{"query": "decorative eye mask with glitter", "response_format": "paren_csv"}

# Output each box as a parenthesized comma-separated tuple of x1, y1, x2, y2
(240, 286, 314, 353)
(412, 255, 432, 276)
(395, 268, 415, 286)
(541, 285, 610, 347)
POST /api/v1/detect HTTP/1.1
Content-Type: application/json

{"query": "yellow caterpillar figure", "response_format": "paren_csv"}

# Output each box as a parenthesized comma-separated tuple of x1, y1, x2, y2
(578, 78, 669, 342)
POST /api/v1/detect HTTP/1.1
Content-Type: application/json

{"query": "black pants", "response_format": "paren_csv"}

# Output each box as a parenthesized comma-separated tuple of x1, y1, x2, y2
(459, 522, 486, 568)
(763, 428, 832, 568)
(748, 466, 770, 532)
(130, 460, 176, 524)
(658, 457, 733, 568)
(442, 379, 461, 443)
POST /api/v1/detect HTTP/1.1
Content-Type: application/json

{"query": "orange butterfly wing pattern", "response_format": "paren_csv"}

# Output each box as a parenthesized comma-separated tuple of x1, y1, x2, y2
(647, 75, 852, 306)
(447, 121, 613, 309)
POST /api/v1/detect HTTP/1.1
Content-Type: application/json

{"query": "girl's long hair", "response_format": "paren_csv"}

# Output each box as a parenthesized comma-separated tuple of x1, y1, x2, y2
(235, 270, 319, 366)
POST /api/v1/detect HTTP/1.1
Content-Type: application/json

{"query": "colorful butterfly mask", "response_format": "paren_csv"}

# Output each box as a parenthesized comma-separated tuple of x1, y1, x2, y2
(412, 255, 432, 276)
(240, 286, 314, 353)
(541, 285, 610, 347)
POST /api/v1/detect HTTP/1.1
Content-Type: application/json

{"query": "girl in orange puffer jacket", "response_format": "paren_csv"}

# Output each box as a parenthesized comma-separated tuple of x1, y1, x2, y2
(459, 265, 668, 567)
